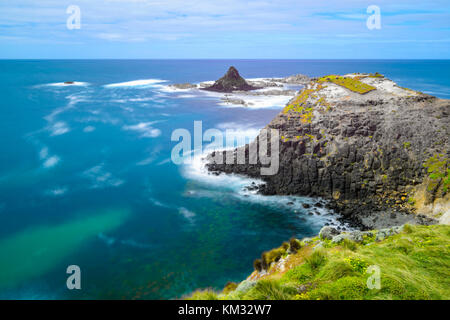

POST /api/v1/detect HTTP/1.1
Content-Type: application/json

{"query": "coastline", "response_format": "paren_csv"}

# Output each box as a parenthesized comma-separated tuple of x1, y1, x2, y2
(187, 71, 449, 300)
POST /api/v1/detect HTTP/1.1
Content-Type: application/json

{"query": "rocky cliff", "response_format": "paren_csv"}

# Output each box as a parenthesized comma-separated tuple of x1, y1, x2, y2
(207, 73, 450, 229)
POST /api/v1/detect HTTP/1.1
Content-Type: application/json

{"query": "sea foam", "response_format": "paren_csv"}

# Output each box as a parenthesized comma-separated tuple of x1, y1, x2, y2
(104, 79, 168, 88)
(43, 81, 90, 87)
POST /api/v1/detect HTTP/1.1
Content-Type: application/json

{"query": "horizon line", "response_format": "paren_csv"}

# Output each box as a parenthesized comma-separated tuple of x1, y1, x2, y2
(1, 58, 450, 61)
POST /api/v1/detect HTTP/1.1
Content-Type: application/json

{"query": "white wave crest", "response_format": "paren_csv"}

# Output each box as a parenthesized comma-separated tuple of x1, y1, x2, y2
(43, 156, 60, 168)
(42, 81, 90, 87)
(49, 121, 70, 136)
(104, 79, 168, 88)
(82, 164, 124, 189)
(122, 121, 162, 138)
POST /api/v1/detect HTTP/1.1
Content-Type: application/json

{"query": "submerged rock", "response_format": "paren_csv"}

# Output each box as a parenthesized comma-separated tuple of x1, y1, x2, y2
(169, 83, 197, 89)
(203, 66, 258, 93)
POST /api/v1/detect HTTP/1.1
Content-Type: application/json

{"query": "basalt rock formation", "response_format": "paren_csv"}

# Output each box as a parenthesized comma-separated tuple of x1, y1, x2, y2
(207, 74, 450, 229)
(203, 66, 258, 93)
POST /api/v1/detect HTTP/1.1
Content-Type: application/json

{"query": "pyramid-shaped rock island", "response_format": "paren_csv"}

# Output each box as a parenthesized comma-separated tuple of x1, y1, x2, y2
(203, 66, 258, 93)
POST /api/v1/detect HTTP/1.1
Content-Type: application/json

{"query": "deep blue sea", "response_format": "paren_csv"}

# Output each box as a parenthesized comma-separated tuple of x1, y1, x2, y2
(0, 60, 449, 299)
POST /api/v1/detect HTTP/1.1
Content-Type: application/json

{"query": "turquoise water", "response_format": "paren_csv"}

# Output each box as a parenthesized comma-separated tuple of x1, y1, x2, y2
(0, 60, 449, 299)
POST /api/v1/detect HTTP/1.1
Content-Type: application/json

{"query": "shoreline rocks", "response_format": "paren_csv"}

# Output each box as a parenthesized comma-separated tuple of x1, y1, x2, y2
(169, 83, 197, 90)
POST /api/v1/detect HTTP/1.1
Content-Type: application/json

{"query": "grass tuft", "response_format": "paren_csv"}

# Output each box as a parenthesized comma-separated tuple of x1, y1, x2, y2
(187, 289, 220, 300)
(305, 250, 327, 270)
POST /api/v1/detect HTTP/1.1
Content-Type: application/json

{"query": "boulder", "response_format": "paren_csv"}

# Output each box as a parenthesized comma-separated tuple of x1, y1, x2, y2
(319, 226, 340, 240)
(331, 233, 352, 244)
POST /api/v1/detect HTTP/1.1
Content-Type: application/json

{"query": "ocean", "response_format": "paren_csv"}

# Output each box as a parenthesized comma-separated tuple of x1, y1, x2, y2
(0, 59, 449, 299)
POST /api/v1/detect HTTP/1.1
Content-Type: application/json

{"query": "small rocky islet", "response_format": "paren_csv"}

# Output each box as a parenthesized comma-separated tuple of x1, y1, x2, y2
(188, 68, 450, 300)
(202, 66, 259, 92)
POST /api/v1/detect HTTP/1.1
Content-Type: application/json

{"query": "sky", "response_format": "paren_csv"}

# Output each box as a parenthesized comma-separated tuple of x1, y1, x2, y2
(0, 0, 449, 59)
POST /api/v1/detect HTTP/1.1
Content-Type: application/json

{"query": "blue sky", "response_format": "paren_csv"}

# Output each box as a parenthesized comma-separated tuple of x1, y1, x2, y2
(0, 0, 449, 59)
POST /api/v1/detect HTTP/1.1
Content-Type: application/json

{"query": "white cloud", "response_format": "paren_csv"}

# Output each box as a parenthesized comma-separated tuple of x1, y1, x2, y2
(0, 1, 449, 58)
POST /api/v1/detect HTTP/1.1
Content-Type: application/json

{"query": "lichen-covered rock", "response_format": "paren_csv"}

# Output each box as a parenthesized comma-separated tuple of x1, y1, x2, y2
(376, 225, 404, 241)
(319, 226, 340, 240)
(330, 226, 402, 243)
(348, 230, 364, 243)
(331, 233, 352, 244)
(234, 280, 256, 294)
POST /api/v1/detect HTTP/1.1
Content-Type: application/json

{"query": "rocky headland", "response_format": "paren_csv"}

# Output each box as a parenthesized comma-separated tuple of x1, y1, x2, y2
(206, 73, 450, 229)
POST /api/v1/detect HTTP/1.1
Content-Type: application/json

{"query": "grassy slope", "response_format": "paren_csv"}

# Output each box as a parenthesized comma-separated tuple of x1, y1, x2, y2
(188, 224, 450, 300)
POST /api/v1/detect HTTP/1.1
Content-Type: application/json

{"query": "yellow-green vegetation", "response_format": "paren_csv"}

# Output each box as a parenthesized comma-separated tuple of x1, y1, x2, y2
(254, 242, 290, 272)
(282, 80, 335, 125)
(283, 89, 314, 114)
(283, 88, 316, 123)
(317, 96, 332, 112)
(368, 72, 384, 78)
(318, 75, 376, 94)
(223, 282, 239, 294)
(187, 289, 220, 300)
(188, 225, 450, 300)
(423, 154, 450, 193)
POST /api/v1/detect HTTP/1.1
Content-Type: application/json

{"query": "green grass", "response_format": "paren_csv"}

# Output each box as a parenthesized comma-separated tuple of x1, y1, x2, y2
(186, 289, 220, 300)
(188, 224, 450, 300)
(242, 280, 298, 300)
(423, 154, 450, 193)
(261, 244, 289, 270)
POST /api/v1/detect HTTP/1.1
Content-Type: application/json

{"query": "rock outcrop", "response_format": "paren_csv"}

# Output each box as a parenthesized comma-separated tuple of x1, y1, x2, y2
(169, 83, 197, 90)
(203, 66, 258, 92)
(207, 73, 450, 228)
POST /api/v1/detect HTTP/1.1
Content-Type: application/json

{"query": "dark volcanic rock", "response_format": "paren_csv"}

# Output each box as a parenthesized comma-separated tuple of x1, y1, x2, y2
(203, 66, 258, 93)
